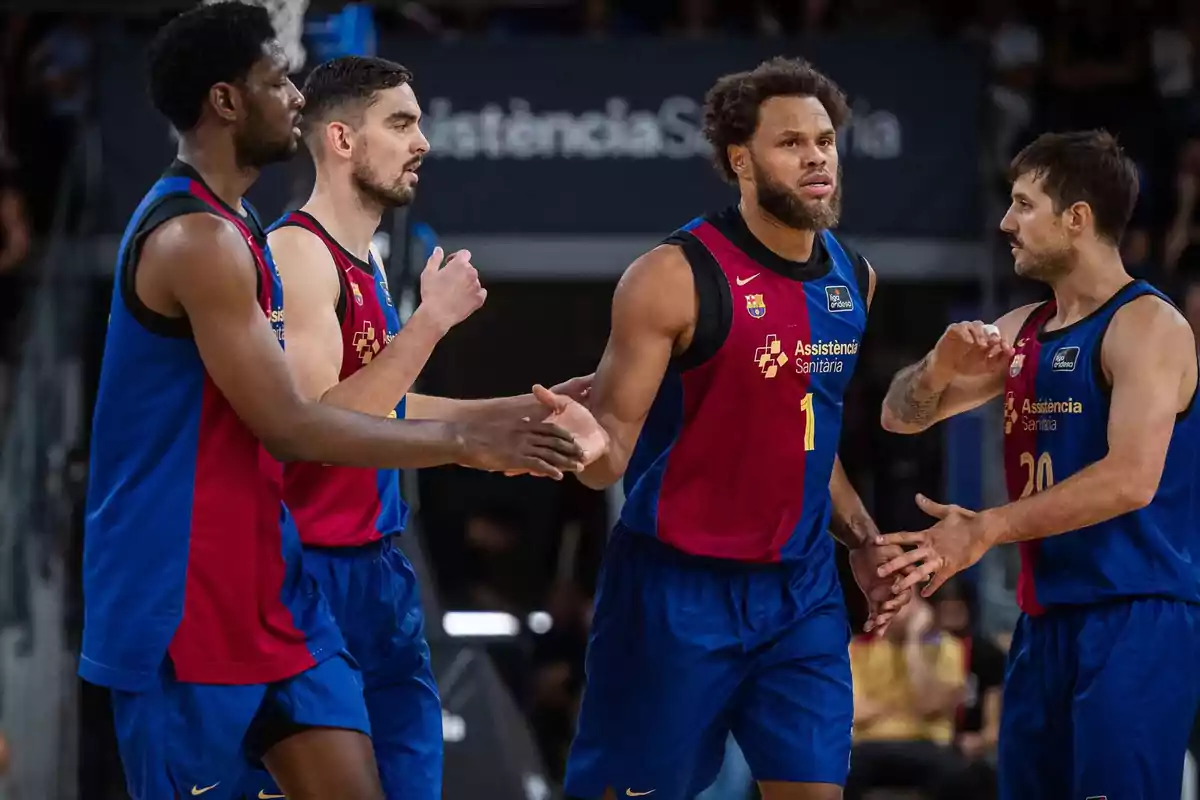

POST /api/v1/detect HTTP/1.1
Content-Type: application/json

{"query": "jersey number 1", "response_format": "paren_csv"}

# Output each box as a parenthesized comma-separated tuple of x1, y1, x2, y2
(800, 393, 816, 452)
(1018, 451, 1054, 498)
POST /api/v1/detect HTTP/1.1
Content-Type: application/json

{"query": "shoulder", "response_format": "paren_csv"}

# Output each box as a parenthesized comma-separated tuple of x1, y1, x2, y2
(142, 211, 253, 269)
(267, 223, 337, 271)
(612, 244, 695, 330)
(1104, 292, 1195, 368)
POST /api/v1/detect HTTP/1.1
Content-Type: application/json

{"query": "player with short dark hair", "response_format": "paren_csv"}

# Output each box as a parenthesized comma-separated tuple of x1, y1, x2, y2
(563, 57, 910, 800)
(241, 54, 598, 800)
(878, 129, 1200, 800)
(82, 6, 584, 800)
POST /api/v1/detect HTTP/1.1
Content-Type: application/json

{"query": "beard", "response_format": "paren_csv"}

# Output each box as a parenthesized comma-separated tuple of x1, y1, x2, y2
(752, 159, 842, 231)
(352, 157, 416, 210)
(234, 105, 298, 169)
(1011, 237, 1072, 283)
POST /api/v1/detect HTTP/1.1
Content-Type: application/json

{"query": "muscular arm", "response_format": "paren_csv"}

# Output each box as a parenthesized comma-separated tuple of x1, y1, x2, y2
(880, 303, 1039, 434)
(982, 296, 1198, 544)
(147, 215, 569, 471)
(268, 225, 447, 417)
(577, 245, 694, 489)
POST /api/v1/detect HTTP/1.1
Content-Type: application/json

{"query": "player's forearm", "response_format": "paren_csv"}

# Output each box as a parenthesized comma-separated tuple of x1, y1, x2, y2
(405, 392, 538, 424)
(576, 422, 631, 490)
(269, 402, 469, 468)
(318, 309, 446, 417)
(828, 456, 877, 549)
(984, 457, 1156, 545)
(881, 354, 953, 434)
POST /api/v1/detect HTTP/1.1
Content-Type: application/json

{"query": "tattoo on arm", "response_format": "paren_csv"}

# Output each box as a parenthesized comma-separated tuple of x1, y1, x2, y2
(884, 355, 944, 426)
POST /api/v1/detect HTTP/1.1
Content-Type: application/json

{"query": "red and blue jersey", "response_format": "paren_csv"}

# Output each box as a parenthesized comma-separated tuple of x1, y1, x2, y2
(1004, 280, 1200, 613)
(269, 211, 408, 548)
(80, 162, 343, 691)
(621, 207, 870, 563)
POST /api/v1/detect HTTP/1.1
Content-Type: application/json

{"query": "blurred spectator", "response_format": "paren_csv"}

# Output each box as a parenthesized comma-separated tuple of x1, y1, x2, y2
(931, 580, 1003, 799)
(1167, 133, 1200, 278)
(460, 505, 532, 612)
(1151, 0, 1200, 136)
(527, 580, 591, 781)
(966, 0, 1042, 169)
(845, 597, 973, 800)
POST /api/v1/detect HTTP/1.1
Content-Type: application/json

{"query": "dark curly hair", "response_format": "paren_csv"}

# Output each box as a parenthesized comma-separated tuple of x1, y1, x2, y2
(1009, 130, 1140, 245)
(300, 56, 413, 138)
(703, 57, 850, 184)
(147, 2, 278, 133)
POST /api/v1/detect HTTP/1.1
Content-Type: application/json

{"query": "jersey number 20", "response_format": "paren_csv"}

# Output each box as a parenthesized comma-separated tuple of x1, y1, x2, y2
(1018, 451, 1054, 497)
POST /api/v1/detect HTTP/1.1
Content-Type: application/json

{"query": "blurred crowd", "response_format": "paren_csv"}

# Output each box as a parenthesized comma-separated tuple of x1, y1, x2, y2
(1, 0, 1200, 796)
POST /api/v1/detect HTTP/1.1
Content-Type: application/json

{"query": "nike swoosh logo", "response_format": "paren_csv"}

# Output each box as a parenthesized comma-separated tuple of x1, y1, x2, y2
(736, 274, 760, 286)
(626, 791, 656, 797)
(191, 785, 219, 796)
(258, 792, 286, 799)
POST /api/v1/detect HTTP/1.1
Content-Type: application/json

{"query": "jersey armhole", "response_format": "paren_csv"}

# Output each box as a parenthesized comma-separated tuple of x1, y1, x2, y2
(667, 231, 731, 372)
(852, 253, 871, 312)
(271, 218, 350, 325)
(121, 195, 219, 339)
(1091, 288, 1199, 421)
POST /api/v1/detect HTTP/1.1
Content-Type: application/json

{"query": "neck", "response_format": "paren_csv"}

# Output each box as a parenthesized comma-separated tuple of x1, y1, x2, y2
(1048, 244, 1131, 326)
(303, 167, 385, 262)
(176, 135, 258, 211)
(738, 197, 817, 261)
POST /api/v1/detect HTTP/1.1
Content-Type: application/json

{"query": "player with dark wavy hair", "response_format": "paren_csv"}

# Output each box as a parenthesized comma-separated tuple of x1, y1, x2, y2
(563, 57, 911, 800)
(879, 130, 1200, 800)
(242, 54, 601, 800)
(82, 5, 585, 800)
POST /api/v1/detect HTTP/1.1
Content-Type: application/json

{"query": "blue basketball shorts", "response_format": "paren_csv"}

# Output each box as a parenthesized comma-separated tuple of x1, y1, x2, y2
(242, 537, 441, 800)
(111, 651, 369, 800)
(999, 597, 1200, 800)
(564, 528, 853, 800)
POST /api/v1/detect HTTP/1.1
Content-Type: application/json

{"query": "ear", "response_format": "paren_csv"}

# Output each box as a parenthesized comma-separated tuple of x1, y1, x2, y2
(208, 82, 241, 124)
(728, 144, 748, 179)
(1065, 200, 1093, 237)
(324, 120, 355, 159)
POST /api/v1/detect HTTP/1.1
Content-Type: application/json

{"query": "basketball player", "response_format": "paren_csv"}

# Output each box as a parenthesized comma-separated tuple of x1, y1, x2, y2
(563, 57, 912, 800)
(877, 130, 1200, 800)
(81, 5, 583, 800)
(240, 55, 596, 800)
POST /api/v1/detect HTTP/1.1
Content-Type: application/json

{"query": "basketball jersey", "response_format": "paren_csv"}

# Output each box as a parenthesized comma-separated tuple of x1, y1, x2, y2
(1003, 280, 1200, 613)
(621, 207, 869, 563)
(81, 162, 342, 691)
(269, 210, 408, 548)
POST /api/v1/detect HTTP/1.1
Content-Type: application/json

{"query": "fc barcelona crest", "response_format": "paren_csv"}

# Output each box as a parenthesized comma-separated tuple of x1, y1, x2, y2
(745, 294, 766, 319)
(1009, 354, 1025, 377)
(351, 280, 365, 306)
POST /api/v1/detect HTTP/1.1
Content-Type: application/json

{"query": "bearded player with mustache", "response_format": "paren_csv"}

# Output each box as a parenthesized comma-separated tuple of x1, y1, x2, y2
(249, 56, 603, 800)
(562, 57, 912, 800)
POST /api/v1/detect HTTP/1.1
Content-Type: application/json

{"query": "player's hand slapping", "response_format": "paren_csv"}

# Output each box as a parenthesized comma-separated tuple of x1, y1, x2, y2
(928, 320, 1014, 382)
(848, 541, 914, 636)
(502, 383, 609, 476)
(874, 494, 996, 597)
(457, 418, 587, 481)
(418, 246, 487, 334)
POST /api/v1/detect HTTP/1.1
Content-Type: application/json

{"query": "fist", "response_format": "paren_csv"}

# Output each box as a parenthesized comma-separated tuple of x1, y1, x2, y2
(930, 320, 1013, 380)
(419, 246, 487, 333)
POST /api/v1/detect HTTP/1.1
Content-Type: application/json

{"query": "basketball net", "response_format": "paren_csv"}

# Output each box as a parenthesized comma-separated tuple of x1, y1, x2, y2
(204, 0, 311, 72)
